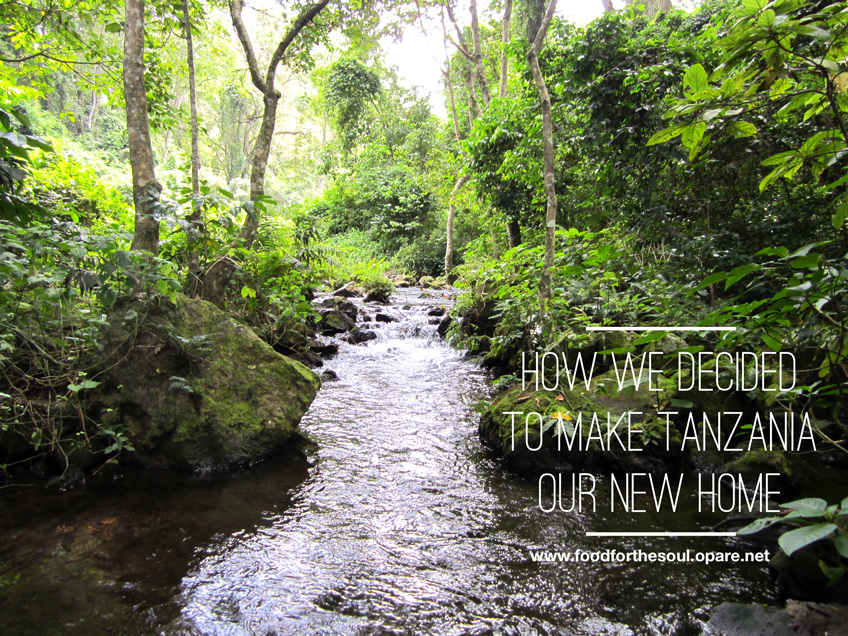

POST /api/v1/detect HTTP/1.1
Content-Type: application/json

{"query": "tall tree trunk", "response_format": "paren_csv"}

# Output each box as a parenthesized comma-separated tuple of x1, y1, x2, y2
(469, 0, 490, 109)
(500, 0, 512, 98)
(445, 174, 470, 275)
(601, 0, 614, 12)
(86, 90, 98, 130)
(124, 0, 161, 254)
(182, 0, 203, 294)
(527, 0, 558, 302)
(229, 0, 329, 250)
(525, 0, 547, 42)
(506, 220, 522, 248)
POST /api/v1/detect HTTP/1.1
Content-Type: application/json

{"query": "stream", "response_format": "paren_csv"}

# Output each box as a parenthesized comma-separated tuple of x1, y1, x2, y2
(0, 287, 777, 635)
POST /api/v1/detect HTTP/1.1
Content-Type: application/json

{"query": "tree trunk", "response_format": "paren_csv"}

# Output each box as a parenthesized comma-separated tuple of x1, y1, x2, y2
(527, 0, 558, 302)
(124, 0, 161, 254)
(183, 0, 203, 294)
(601, 0, 614, 12)
(445, 174, 470, 275)
(525, 0, 547, 42)
(228, 0, 329, 250)
(469, 0, 491, 109)
(500, 0, 512, 98)
(506, 219, 522, 248)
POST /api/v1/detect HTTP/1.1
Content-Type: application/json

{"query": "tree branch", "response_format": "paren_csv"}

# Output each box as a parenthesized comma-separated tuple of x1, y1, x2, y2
(265, 0, 331, 92)
(228, 0, 266, 94)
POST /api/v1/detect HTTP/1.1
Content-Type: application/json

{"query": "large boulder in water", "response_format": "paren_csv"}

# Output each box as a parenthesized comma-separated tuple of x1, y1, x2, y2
(92, 293, 320, 471)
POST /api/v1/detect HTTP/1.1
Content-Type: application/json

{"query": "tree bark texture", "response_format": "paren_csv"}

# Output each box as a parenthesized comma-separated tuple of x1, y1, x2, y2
(182, 0, 203, 292)
(228, 0, 329, 249)
(469, 0, 491, 109)
(500, 0, 512, 98)
(527, 0, 558, 302)
(445, 174, 470, 274)
(124, 0, 161, 254)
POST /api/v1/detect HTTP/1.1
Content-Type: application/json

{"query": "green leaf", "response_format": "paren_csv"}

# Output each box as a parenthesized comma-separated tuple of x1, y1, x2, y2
(696, 271, 727, 290)
(728, 121, 757, 138)
(684, 64, 709, 97)
(778, 523, 837, 556)
(668, 398, 695, 408)
(68, 380, 100, 393)
(790, 253, 820, 269)
(833, 196, 848, 230)
(835, 536, 848, 559)
(633, 331, 667, 345)
(646, 124, 687, 146)
(725, 263, 757, 289)
(762, 332, 782, 351)
(737, 516, 782, 534)
(781, 497, 828, 517)
(682, 121, 706, 151)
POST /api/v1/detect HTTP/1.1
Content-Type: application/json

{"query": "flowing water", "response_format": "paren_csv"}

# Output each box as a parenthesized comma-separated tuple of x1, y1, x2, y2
(0, 288, 778, 635)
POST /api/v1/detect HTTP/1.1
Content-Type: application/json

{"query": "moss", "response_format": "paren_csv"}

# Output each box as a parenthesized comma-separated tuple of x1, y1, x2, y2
(727, 448, 792, 477)
(94, 293, 320, 471)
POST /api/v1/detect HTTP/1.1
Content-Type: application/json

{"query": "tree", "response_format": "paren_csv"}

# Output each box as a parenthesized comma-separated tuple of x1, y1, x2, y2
(182, 0, 203, 290)
(124, 0, 162, 253)
(648, 0, 848, 229)
(228, 0, 331, 249)
(526, 0, 557, 302)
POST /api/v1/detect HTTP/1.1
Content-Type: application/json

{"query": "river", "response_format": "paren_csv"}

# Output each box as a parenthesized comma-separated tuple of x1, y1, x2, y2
(0, 288, 776, 635)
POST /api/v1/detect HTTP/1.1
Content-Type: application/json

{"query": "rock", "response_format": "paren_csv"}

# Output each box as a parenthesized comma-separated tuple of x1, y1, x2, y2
(428, 318, 441, 325)
(320, 369, 338, 382)
(331, 282, 359, 297)
(364, 289, 391, 304)
(786, 600, 848, 636)
(273, 319, 312, 351)
(92, 293, 320, 471)
(310, 341, 339, 358)
(318, 297, 358, 322)
(705, 602, 793, 636)
(291, 350, 323, 369)
(478, 371, 681, 474)
(318, 309, 355, 335)
(419, 276, 437, 288)
(47, 466, 86, 491)
(427, 306, 446, 317)
(375, 313, 397, 323)
(388, 273, 413, 287)
(348, 328, 377, 344)
(436, 315, 452, 338)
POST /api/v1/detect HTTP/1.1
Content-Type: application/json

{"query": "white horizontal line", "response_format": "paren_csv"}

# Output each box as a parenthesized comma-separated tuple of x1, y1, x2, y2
(587, 326, 737, 332)
(586, 532, 737, 537)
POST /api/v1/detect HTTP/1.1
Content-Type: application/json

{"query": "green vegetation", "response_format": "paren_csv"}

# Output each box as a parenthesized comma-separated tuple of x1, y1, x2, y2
(1, 0, 847, 596)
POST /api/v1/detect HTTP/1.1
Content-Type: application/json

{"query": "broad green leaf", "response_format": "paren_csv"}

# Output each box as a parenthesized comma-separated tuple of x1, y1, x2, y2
(684, 64, 709, 97)
(696, 271, 728, 290)
(762, 332, 782, 351)
(778, 523, 837, 556)
(737, 516, 782, 534)
(837, 536, 848, 559)
(790, 253, 820, 269)
(725, 263, 757, 289)
(633, 331, 667, 345)
(728, 121, 757, 138)
(834, 196, 848, 230)
(682, 121, 706, 152)
(647, 124, 687, 146)
(781, 497, 828, 516)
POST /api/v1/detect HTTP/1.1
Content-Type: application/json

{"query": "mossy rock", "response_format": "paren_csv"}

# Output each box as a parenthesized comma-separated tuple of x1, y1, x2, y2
(92, 293, 320, 471)
(479, 370, 682, 474)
